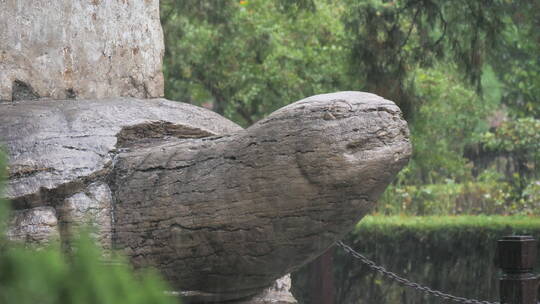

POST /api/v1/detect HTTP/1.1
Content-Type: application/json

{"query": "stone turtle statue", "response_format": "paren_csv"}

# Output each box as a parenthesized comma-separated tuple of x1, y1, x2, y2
(1, 91, 411, 303)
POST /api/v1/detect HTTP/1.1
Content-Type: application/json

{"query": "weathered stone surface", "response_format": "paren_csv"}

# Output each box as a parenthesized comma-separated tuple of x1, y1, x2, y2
(6, 206, 59, 244)
(0, 0, 164, 101)
(0, 97, 241, 209)
(111, 92, 411, 300)
(1, 92, 411, 302)
(57, 182, 113, 250)
(233, 274, 297, 304)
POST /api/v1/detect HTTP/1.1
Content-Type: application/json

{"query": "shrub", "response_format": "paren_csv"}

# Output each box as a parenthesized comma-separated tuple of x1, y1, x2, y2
(0, 154, 179, 304)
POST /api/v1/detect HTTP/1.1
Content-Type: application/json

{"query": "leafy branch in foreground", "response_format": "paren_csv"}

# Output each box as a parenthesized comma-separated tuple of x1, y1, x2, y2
(0, 156, 178, 304)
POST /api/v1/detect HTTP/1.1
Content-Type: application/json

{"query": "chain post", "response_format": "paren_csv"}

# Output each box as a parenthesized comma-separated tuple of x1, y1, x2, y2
(497, 235, 538, 304)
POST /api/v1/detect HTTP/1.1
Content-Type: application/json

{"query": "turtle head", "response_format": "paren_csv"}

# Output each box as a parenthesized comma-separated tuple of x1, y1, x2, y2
(255, 91, 411, 201)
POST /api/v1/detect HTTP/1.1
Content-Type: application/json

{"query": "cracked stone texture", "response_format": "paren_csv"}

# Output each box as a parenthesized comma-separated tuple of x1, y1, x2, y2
(0, 0, 164, 101)
(7, 206, 59, 244)
(0, 97, 241, 209)
(57, 182, 114, 250)
(1, 92, 411, 302)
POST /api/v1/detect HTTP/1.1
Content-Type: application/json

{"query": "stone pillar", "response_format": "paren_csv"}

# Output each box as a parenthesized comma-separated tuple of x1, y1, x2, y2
(0, 0, 164, 101)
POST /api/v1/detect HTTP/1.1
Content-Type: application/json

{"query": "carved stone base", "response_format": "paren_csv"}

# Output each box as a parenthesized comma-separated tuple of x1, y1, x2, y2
(174, 275, 297, 304)
(231, 274, 297, 304)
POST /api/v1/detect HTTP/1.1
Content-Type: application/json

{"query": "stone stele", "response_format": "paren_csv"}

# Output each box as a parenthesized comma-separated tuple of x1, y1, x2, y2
(0, 0, 164, 101)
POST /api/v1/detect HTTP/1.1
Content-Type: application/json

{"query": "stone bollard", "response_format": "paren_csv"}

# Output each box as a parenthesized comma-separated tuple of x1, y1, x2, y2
(497, 235, 538, 304)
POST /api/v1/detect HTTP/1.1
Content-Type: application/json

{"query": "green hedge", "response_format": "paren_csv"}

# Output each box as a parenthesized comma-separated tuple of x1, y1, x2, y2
(292, 215, 540, 304)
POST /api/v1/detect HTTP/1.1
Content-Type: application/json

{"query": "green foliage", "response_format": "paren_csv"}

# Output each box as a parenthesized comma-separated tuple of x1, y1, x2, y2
(356, 214, 540, 231)
(376, 66, 510, 216)
(407, 66, 492, 183)
(490, 2, 540, 118)
(379, 168, 537, 216)
(293, 215, 540, 304)
(379, 178, 513, 216)
(162, 0, 511, 123)
(0, 154, 178, 304)
(481, 117, 540, 157)
(161, 0, 347, 126)
(479, 117, 540, 194)
(521, 180, 540, 214)
(341, 0, 507, 117)
(0, 236, 177, 304)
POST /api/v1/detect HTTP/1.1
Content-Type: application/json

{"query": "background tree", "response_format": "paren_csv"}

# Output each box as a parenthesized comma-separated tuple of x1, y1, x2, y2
(161, 0, 347, 126)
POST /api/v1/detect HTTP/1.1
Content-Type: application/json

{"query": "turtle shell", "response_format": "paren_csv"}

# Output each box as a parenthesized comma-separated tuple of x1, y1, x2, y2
(0, 97, 241, 245)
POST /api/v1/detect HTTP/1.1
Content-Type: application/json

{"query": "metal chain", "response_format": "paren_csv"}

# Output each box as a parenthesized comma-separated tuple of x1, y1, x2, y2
(336, 241, 499, 304)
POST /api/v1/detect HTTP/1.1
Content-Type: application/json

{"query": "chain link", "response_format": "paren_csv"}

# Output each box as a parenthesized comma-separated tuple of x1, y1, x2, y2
(336, 241, 499, 304)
